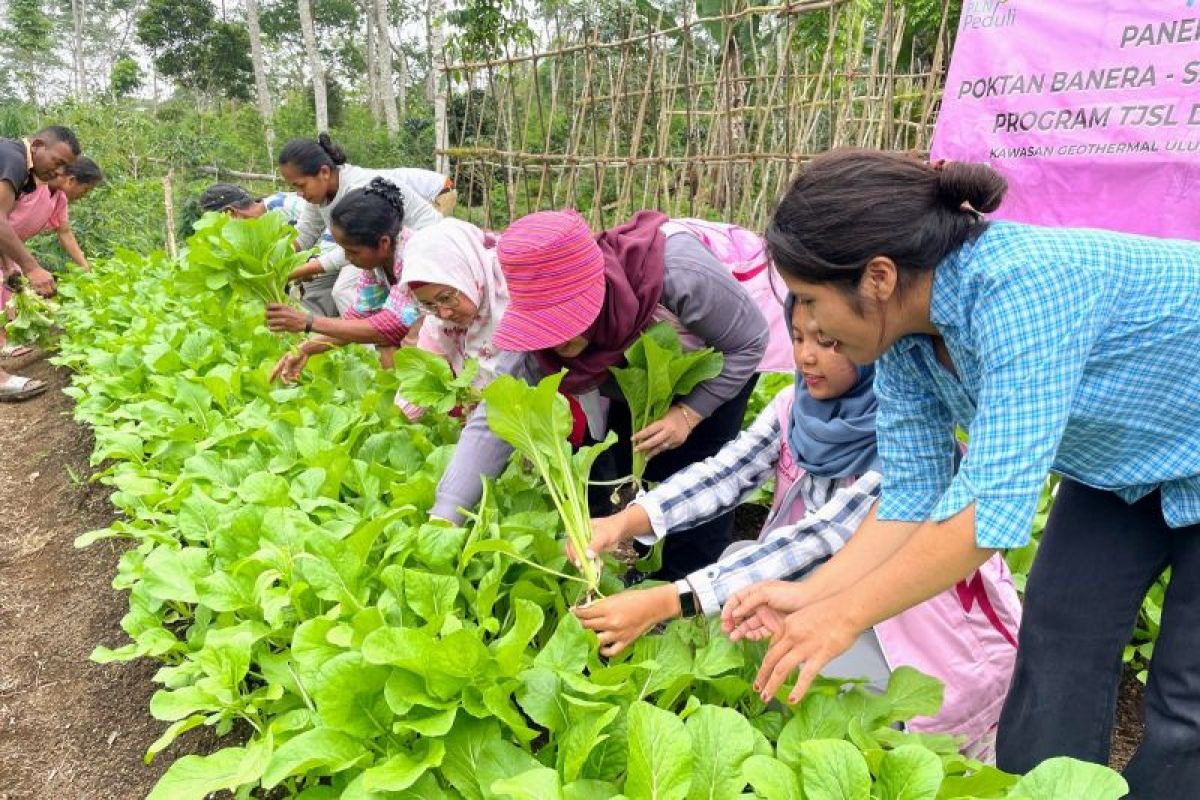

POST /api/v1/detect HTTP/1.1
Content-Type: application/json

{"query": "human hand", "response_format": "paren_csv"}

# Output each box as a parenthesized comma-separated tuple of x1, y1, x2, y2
(566, 505, 650, 566)
(722, 580, 813, 641)
(266, 303, 310, 333)
(752, 598, 861, 705)
(27, 266, 56, 297)
(632, 405, 698, 460)
(270, 350, 309, 383)
(286, 259, 323, 284)
(573, 584, 681, 657)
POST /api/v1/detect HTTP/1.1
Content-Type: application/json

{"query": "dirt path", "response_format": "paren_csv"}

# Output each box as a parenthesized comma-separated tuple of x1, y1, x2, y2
(0, 356, 196, 799)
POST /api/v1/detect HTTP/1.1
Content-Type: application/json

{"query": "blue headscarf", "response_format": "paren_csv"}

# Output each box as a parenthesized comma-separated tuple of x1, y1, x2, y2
(785, 295, 880, 479)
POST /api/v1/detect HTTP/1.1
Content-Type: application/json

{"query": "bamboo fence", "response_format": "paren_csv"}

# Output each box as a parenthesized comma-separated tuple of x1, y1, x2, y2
(437, 0, 953, 230)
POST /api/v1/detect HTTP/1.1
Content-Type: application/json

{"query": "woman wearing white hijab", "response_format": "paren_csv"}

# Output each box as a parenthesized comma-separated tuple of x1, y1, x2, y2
(394, 218, 510, 418)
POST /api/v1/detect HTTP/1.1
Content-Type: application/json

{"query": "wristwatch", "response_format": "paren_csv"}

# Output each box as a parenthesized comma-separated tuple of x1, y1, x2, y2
(304, 312, 315, 333)
(677, 586, 699, 618)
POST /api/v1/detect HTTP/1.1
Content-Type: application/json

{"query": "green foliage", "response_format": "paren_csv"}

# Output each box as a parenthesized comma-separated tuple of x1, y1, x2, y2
(393, 346, 482, 415)
(2, 287, 59, 348)
(53, 229, 1124, 800)
(483, 371, 614, 595)
(2, 0, 56, 103)
(108, 56, 144, 97)
(610, 322, 724, 490)
(446, 0, 536, 64)
(182, 212, 310, 305)
(136, 0, 255, 100)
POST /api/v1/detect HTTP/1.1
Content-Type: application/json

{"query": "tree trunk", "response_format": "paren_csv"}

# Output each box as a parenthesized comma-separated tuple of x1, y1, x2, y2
(428, 0, 448, 174)
(365, 7, 382, 124)
(71, 0, 85, 97)
(396, 48, 407, 116)
(245, 0, 276, 167)
(374, 0, 399, 136)
(297, 0, 329, 132)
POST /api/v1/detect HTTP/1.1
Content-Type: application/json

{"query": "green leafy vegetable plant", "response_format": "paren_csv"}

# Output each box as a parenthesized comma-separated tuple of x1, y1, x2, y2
(2, 286, 60, 348)
(484, 371, 614, 598)
(183, 211, 312, 306)
(610, 322, 724, 492)
(392, 346, 482, 415)
(45, 241, 1130, 799)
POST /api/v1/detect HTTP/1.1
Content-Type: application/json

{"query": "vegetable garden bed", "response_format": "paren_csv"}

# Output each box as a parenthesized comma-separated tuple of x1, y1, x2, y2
(0, 226, 1142, 798)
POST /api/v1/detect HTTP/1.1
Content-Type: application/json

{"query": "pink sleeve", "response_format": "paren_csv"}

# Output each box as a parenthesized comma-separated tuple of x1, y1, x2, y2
(366, 307, 410, 346)
(47, 192, 68, 231)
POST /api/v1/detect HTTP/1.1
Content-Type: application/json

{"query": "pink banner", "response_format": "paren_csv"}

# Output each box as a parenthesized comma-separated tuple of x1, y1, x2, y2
(931, 2, 1200, 240)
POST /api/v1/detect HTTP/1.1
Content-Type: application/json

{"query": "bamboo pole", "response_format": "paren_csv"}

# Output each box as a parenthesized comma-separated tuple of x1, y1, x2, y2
(163, 169, 178, 260)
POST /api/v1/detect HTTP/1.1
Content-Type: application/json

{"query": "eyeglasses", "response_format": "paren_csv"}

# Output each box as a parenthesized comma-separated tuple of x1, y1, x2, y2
(413, 288, 463, 315)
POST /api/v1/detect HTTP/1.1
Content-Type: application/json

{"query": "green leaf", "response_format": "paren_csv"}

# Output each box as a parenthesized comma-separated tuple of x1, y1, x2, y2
(776, 694, 850, 767)
(685, 705, 756, 800)
(404, 568, 460, 625)
(515, 667, 570, 733)
(149, 684, 219, 722)
(362, 626, 488, 700)
(741, 755, 800, 800)
(938, 764, 1018, 798)
(261, 728, 368, 787)
(797, 739, 871, 800)
(1008, 757, 1128, 800)
(560, 705, 621, 782)
(875, 746, 943, 800)
(442, 716, 541, 800)
(144, 715, 208, 764)
(625, 701, 693, 800)
(534, 613, 591, 674)
(493, 598, 545, 676)
(309, 652, 393, 738)
(237, 470, 292, 506)
(883, 667, 945, 723)
(145, 746, 254, 800)
(141, 545, 209, 604)
(362, 739, 446, 792)
(491, 767, 564, 800)
(564, 780, 622, 800)
(394, 347, 468, 413)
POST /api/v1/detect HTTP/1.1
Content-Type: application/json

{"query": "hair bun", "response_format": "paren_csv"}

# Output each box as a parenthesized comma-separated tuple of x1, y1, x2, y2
(316, 132, 348, 166)
(365, 177, 406, 216)
(934, 161, 1007, 214)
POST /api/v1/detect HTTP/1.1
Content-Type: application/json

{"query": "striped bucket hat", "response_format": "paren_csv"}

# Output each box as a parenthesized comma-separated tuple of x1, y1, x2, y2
(492, 210, 606, 352)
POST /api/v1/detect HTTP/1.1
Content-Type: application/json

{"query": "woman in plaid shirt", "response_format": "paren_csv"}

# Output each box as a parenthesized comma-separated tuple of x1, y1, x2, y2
(575, 298, 1020, 757)
(730, 149, 1200, 795)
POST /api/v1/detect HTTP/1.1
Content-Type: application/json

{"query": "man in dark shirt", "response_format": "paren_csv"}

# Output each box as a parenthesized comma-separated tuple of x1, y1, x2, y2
(0, 125, 80, 402)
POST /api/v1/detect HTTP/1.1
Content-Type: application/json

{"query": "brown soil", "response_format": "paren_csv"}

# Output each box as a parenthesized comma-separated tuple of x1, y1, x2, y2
(1110, 666, 1146, 772)
(0, 356, 208, 800)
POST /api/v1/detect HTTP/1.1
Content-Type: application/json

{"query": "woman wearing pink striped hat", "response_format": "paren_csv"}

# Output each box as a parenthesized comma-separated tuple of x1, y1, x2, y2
(433, 208, 770, 581)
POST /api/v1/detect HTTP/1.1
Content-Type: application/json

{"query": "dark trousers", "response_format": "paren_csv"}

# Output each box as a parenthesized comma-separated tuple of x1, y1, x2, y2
(589, 376, 758, 581)
(997, 479, 1200, 798)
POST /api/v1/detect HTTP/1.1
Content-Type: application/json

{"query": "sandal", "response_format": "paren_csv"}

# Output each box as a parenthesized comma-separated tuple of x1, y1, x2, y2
(0, 373, 47, 402)
(0, 344, 35, 359)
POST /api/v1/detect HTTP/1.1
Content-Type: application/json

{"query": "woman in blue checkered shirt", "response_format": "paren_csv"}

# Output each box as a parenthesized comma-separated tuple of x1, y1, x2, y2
(724, 148, 1200, 794)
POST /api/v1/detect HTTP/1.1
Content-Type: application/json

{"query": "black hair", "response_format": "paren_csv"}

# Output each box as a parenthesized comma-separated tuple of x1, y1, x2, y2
(766, 149, 1007, 302)
(198, 182, 253, 212)
(35, 125, 81, 156)
(330, 178, 406, 248)
(64, 156, 103, 186)
(278, 132, 347, 175)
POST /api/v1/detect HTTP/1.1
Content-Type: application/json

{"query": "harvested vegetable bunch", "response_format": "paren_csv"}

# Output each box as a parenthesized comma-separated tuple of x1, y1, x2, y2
(610, 322, 724, 491)
(484, 370, 615, 596)
(184, 212, 311, 305)
(2, 286, 60, 349)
